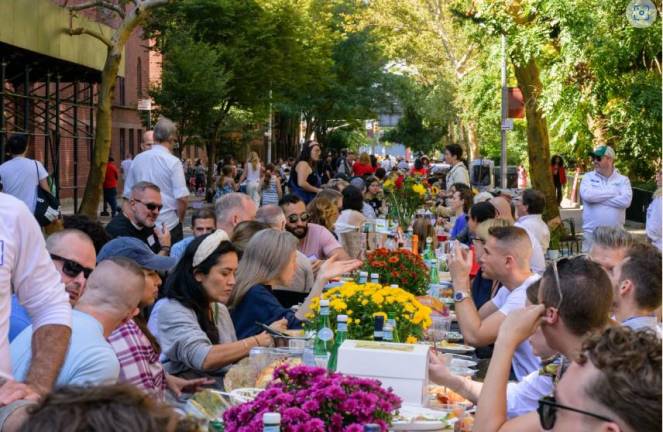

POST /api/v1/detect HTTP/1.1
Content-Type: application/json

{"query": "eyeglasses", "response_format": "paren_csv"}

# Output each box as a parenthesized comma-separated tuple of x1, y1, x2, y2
(50, 254, 94, 279)
(591, 155, 602, 162)
(287, 212, 310, 223)
(133, 199, 163, 212)
(549, 255, 589, 311)
(538, 395, 614, 430)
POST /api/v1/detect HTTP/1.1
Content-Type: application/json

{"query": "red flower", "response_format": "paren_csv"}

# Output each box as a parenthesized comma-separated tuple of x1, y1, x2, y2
(388, 256, 399, 263)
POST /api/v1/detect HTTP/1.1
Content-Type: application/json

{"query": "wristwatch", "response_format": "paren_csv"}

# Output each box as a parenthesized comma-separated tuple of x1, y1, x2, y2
(453, 291, 468, 303)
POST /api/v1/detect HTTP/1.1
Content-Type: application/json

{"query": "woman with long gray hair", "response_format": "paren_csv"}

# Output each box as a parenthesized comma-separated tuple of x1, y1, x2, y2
(229, 229, 361, 339)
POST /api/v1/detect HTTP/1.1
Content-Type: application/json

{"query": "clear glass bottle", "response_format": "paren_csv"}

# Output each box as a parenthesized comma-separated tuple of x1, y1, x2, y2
(370, 273, 380, 284)
(383, 322, 394, 342)
(262, 412, 281, 432)
(327, 314, 348, 371)
(387, 312, 400, 343)
(313, 299, 334, 367)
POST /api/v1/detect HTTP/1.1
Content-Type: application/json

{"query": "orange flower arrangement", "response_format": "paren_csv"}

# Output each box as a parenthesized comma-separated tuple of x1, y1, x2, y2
(362, 248, 430, 295)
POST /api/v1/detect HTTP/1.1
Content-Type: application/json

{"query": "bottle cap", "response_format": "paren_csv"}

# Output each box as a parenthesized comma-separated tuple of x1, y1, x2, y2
(426, 236, 432, 243)
(431, 259, 438, 263)
(263, 412, 281, 424)
(370, 273, 379, 279)
(359, 271, 368, 276)
(337, 314, 348, 322)
(320, 299, 330, 307)
(390, 284, 398, 287)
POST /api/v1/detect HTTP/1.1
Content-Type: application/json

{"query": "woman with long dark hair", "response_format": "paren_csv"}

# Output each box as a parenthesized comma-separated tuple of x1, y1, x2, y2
(289, 140, 322, 204)
(150, 231, 280, 385)
(550, 155, 566, 205)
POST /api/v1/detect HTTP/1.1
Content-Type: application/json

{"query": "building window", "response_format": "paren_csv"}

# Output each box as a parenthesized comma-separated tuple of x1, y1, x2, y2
(119, 128, 126, 159)
(137, 58, 143, 98)
(118, 77, 126, 106)
(129, 128, 135, 155)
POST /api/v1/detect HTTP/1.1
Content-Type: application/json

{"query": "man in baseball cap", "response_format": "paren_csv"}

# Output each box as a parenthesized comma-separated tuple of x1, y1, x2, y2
(580, 145, 632, 252)
(97, 237, 208, 400)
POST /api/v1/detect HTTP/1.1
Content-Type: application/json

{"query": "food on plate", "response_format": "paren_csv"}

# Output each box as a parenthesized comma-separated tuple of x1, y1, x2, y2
(255, 357, 302, 388)
(429, 385, 470, 405)
(223, 357, 257, 391)
(416, 295, 447, 315)
(188, 389, 229, 419)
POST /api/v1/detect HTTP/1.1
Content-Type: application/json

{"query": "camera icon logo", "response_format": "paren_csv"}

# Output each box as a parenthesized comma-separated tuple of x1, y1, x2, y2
(627, 0, 658, 28)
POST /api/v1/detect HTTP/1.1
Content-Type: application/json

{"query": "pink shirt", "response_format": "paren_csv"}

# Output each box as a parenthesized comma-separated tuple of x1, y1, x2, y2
(299, 223, 342, 260)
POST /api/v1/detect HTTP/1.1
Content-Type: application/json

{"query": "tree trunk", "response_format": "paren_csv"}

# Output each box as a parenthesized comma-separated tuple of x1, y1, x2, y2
(77, 1, 170, 218)
(512, 57, 560, 223)
(206, 139, 216, 193)
(466, 120, 480, 159)
(78, 48, 120, 217)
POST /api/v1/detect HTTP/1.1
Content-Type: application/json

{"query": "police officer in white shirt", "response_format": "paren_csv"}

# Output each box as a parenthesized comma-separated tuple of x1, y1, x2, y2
(123, 118, 189, 243)
(0, 193, 72, 429)
(580, 145, 632, 252)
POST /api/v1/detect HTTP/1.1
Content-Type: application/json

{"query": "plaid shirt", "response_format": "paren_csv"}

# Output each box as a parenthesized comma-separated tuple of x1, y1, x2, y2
(108, 319, 167, 400)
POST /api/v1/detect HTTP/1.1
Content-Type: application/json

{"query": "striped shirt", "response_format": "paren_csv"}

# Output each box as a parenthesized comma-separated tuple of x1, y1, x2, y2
(261, 176, 280, 205)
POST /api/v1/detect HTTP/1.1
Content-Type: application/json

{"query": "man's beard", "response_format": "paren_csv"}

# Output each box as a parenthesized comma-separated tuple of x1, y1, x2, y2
(287, 224, 308, 239)
(65, 282, 83, 305)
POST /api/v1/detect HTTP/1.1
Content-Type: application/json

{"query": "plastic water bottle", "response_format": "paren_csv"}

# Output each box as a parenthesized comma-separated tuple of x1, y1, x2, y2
(370, 273, 380, 284)
(358, 271, 368, 284)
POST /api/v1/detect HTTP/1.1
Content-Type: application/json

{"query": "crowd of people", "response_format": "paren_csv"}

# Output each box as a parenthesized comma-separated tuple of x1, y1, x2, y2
(0, 116, 660, 431)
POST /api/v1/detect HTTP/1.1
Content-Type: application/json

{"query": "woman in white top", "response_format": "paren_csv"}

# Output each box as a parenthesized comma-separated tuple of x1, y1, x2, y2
(444, 144, 470, 191)
(335, 185, 366, 237)
(239, 151, 262, 206)
(646, 169, 662, 251)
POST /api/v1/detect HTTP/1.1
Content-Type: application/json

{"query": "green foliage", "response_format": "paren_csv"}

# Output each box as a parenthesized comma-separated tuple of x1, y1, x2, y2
(150, 35, 231, 146)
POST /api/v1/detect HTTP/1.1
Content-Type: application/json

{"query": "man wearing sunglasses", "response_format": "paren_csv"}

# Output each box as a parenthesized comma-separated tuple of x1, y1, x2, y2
(107, 182, 171, 256)
(280, 194, 350, 263)
(580, 145, 632, 253)
(9, 229, 96, 342)
(474, 256, 616, 431)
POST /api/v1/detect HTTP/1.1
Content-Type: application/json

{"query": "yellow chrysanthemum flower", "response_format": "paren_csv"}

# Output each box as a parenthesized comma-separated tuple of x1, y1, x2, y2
(406, 336, 418, 344)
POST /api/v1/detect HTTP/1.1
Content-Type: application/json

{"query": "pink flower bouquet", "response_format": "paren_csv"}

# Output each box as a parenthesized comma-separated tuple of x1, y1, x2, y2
(223, 365, 401, 431)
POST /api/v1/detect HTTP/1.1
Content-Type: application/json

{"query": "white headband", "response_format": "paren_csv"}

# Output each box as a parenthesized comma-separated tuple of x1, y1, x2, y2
(193, 229, 230, 267)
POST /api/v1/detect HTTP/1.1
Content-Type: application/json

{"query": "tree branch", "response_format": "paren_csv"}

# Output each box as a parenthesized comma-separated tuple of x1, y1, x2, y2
(68, 1, 125, 19)
(69, 27, 113, 48)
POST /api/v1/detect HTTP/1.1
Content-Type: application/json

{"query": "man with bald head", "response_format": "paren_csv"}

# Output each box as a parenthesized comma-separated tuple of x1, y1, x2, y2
(141, 130, 154, 151)
(215, 192, 257, 236)
(448, 226, 541, 380)
(256, 204, 286, 230)
(9, 229, 97, 341)
(11, 258, 144, 387)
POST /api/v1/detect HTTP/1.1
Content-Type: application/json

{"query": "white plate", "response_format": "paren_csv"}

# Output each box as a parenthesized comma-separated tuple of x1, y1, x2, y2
(391, 420, 446, 431)
(392, 405, 453, 431)
(439, 343, 475, 354)
(451, 358, 478, 368)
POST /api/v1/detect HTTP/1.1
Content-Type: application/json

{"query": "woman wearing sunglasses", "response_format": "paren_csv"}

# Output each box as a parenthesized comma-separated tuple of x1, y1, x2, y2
(229, 229, 361, 339)
(150, 231, 278, 387)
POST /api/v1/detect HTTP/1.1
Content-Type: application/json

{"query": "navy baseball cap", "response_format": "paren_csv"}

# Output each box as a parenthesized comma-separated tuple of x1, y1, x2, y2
(97, 237, 176, 271)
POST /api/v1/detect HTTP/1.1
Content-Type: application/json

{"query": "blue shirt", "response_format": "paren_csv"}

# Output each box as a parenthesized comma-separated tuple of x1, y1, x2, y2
(9, 295, 31, 342)
(450, 214, 468, 240)
(11, 310, 120, 386)
(170, 236, 195, 263)
(231, 284, 303, 339)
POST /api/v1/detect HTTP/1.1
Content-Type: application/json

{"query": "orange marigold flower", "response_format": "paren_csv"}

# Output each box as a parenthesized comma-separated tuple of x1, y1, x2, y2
(388, 256, 399, 263)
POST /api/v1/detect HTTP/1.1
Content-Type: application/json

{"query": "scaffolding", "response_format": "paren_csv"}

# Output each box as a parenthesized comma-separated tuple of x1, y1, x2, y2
(0, 42, 100, 212)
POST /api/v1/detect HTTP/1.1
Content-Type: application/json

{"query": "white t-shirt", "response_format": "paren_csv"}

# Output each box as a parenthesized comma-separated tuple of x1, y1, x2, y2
(506, 369, 554, 418)
(245, 163, 261, 183)
(0, 157, 48, 213)
(0, 193, 72, 379)
(491, 274, 542, 381)
(120, 159, 133, 179)
(515, 214, 550, 252)
(123, 145, 189, 230)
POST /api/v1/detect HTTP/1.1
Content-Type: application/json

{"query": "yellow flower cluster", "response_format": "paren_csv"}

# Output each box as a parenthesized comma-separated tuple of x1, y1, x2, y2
(310, 282, 433, 342)
(412, 183, 426, 196)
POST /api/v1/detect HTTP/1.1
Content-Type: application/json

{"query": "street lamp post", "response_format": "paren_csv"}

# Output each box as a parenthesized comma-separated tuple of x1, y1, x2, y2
(500, 34, 508, 189)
